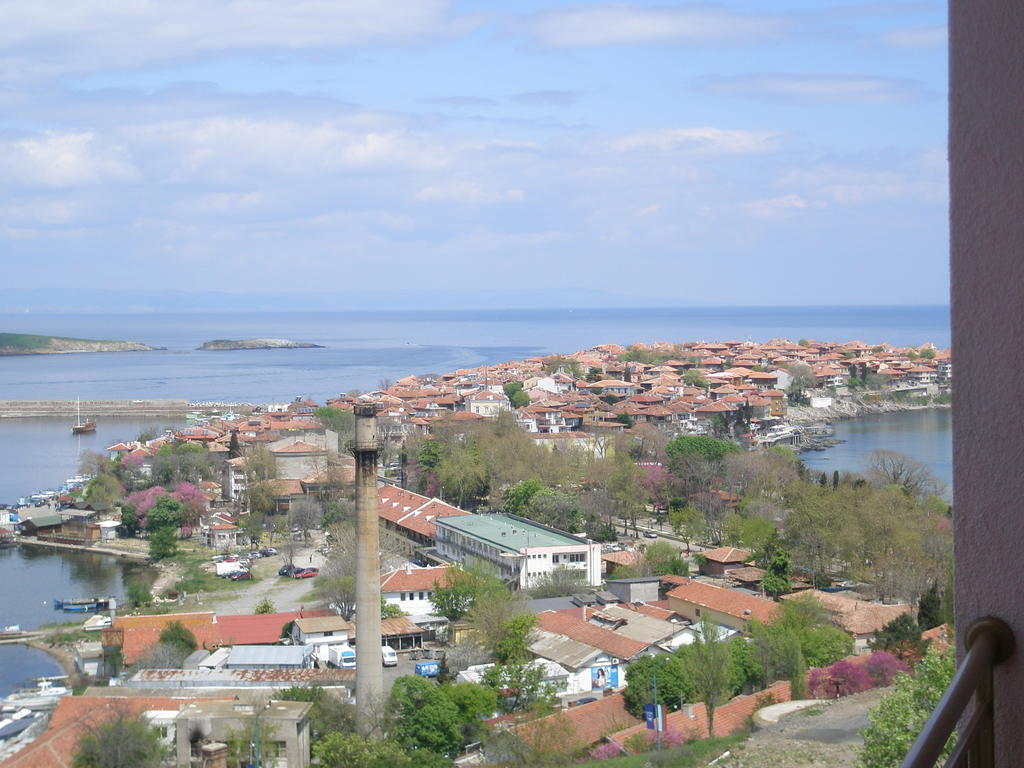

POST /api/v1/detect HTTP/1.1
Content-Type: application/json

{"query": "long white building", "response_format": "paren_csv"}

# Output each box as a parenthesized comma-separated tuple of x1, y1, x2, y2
(434, 513, 602, 588)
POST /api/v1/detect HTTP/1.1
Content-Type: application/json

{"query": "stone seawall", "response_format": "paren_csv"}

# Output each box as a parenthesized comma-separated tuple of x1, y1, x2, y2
(0, 399, 190, 418)
(787, 397, 950, 425)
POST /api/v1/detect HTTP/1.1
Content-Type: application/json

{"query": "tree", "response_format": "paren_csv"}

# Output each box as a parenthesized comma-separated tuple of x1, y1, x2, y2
(860, 647, 955, 768)
(429, 566, 503, 621)
(870, 613, 929, 662)
(228, 431, 242, 458)
(682, 369, 709, 389)
(278, 686, 355, 747)
(119, 504, 140, 537)
(622, 654, 693, 717)
(315, 553, 358, 620)
(145, 495, 182, 533)
(526, 568, 588, 598)
(683, 618, 734, 735)
(865, 450, 943, 498)
(148, 527, 178, 560)
(315, 406, 355, 451)
(72, 713, 167, 768)
(760, 548, 792, 597)
(503, 479, 545, 516)
(254, 596, 275, 614)
(666, 435, 739, 464)
(444, 682, 498, 743)
(288, 496, 323, 543)
(313, 733, 410, 768)
(437, 443, 488, 508)
(481, 661, 555, 713)
(494, 614, 537, 664)
(389, 675, 463, 757)
(669, 505, 706, 552)
(84, 473, 122, 507)
(158, 621, 197, 655)
(503, 382, 531, 409)
(917, 582, 943, 630)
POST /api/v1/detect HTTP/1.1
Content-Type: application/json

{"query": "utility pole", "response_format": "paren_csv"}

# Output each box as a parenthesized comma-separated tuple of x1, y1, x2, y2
(354, 403, 383, 735)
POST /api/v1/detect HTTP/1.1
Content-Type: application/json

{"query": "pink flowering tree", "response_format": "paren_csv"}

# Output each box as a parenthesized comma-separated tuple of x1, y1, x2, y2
(864, 650, 910, 687)
(125, 486, 166, 518)
(640, 464, 673, 514)
(172, 482, 207, 537)
(809, 659, 873, 698)
(588, 742, 624, 761)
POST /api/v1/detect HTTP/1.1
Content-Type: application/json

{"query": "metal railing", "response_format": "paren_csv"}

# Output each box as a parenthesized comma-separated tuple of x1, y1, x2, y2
(901, 617, 1015, 768)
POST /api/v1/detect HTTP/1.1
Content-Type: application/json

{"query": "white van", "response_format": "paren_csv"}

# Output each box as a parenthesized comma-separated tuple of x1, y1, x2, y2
(381, 645, 398, 667)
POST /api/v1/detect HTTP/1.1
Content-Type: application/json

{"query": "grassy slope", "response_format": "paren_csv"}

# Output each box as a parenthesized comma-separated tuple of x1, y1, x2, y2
(575, 734, 747, 768)
(0, 332, 117, 350)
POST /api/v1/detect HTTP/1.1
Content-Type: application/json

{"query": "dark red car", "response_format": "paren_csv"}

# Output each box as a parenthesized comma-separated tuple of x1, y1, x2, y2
(293, 568, 319, 579)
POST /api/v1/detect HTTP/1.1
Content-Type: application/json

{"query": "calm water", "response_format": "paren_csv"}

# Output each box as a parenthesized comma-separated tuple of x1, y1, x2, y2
(0, 546, 147, 696)
(802, 408, 953, 494)
(0, 416, 185, 504)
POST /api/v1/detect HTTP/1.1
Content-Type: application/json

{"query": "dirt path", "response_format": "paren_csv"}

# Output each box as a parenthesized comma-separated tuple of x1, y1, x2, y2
(716, 688, 887, 768)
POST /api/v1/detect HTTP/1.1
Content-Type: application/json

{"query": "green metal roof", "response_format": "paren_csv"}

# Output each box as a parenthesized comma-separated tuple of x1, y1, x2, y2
(435, 514, 585, 553)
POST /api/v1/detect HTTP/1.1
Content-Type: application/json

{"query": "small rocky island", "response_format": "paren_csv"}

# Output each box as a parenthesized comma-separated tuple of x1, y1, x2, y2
(0, 333, 157, 355)
(197, 338, 324, 351)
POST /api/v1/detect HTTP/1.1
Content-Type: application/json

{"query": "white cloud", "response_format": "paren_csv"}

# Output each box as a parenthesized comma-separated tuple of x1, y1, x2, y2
(126, 116, 454, 180)
(0, 131, 136, 187)
(700, 73, 927, 104)
(608, 127, 779, 155)
(415, 181, 524, 204)
(0, 0, 459, 79)
(778, 162, 947, 206)
(881, 25, 946, 50)
(743, 193, 817, 221)
(529, 4, 785, 47)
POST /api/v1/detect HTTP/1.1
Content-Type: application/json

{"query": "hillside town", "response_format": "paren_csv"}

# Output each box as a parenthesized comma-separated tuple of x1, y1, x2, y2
(0, 338, 954, 768)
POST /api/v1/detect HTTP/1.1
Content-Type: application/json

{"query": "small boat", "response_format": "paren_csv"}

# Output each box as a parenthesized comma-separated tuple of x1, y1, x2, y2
(0, 625, 20, 634)
(71, 398, 96, 434)
(3, 680, 70, 710)
(53, 596, 115, 612)
(0, 709, 36, 741)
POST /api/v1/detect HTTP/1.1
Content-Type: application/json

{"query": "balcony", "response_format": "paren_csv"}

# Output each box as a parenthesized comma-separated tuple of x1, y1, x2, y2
(901, 617, 1014, 768)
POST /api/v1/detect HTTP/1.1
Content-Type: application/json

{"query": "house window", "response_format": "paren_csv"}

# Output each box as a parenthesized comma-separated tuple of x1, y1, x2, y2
(324, 631, 333, 637)
(419, 591, 425, 600)
(400, 592, 406, 601)
(695, 608, 701, 617)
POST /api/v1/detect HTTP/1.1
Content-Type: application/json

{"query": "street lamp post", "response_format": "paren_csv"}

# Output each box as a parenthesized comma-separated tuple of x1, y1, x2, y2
(651, 655, 670, 752)
(251, 701, 271, 768)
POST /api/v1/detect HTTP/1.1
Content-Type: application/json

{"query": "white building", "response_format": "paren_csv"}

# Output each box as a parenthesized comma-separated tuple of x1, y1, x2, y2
(290, 616, 352, 647)
(464, 389, 511, 417)
(434, 513, 602, 588)
(380, 566, 451, 616)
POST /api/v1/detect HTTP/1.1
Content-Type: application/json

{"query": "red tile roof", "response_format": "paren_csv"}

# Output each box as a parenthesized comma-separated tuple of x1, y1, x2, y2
(535, 610, 648, 659)
(1, 695, 231, 768)
(380, 566, 453, 592)
(516, 693, 640, 750)
(701, 546, 751, 564)
(666, 579, 778, 624)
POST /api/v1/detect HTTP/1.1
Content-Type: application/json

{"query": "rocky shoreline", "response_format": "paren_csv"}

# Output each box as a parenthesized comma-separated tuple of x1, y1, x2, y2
(0, 337, 158, 355)
(787, 396, 950, 425)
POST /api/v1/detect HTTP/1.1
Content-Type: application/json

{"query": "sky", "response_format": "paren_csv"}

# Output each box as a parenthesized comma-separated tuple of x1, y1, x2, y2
(0, 1, 949, 309)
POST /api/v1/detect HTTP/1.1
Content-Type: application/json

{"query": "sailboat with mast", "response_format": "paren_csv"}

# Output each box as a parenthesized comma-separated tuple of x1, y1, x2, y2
(71, 398, 96, 434)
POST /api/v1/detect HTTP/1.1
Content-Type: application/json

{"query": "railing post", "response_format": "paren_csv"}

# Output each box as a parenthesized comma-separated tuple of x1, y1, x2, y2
(963, 617, 1014, 768)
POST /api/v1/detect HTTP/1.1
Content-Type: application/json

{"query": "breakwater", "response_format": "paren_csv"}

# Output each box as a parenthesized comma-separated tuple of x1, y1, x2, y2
(0, 399, 189, 418)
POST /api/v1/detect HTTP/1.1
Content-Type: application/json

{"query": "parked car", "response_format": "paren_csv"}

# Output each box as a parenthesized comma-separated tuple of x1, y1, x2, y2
(381, 645, 398, 667)
(260, 548, 278, 557)
(643, 530, 659, 539)
(278, 565, 296, 577)
(293, 567, 319, 579)
(247, 551, 262, 559)
(229, 571, 252, 581)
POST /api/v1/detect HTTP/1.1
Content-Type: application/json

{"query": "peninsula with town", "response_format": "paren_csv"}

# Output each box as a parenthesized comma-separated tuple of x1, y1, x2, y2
(0, 336, 953, 768)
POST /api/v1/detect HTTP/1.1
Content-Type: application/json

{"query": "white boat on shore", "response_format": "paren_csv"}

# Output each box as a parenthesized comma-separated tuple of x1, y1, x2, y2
(2, 680, 69, 711)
